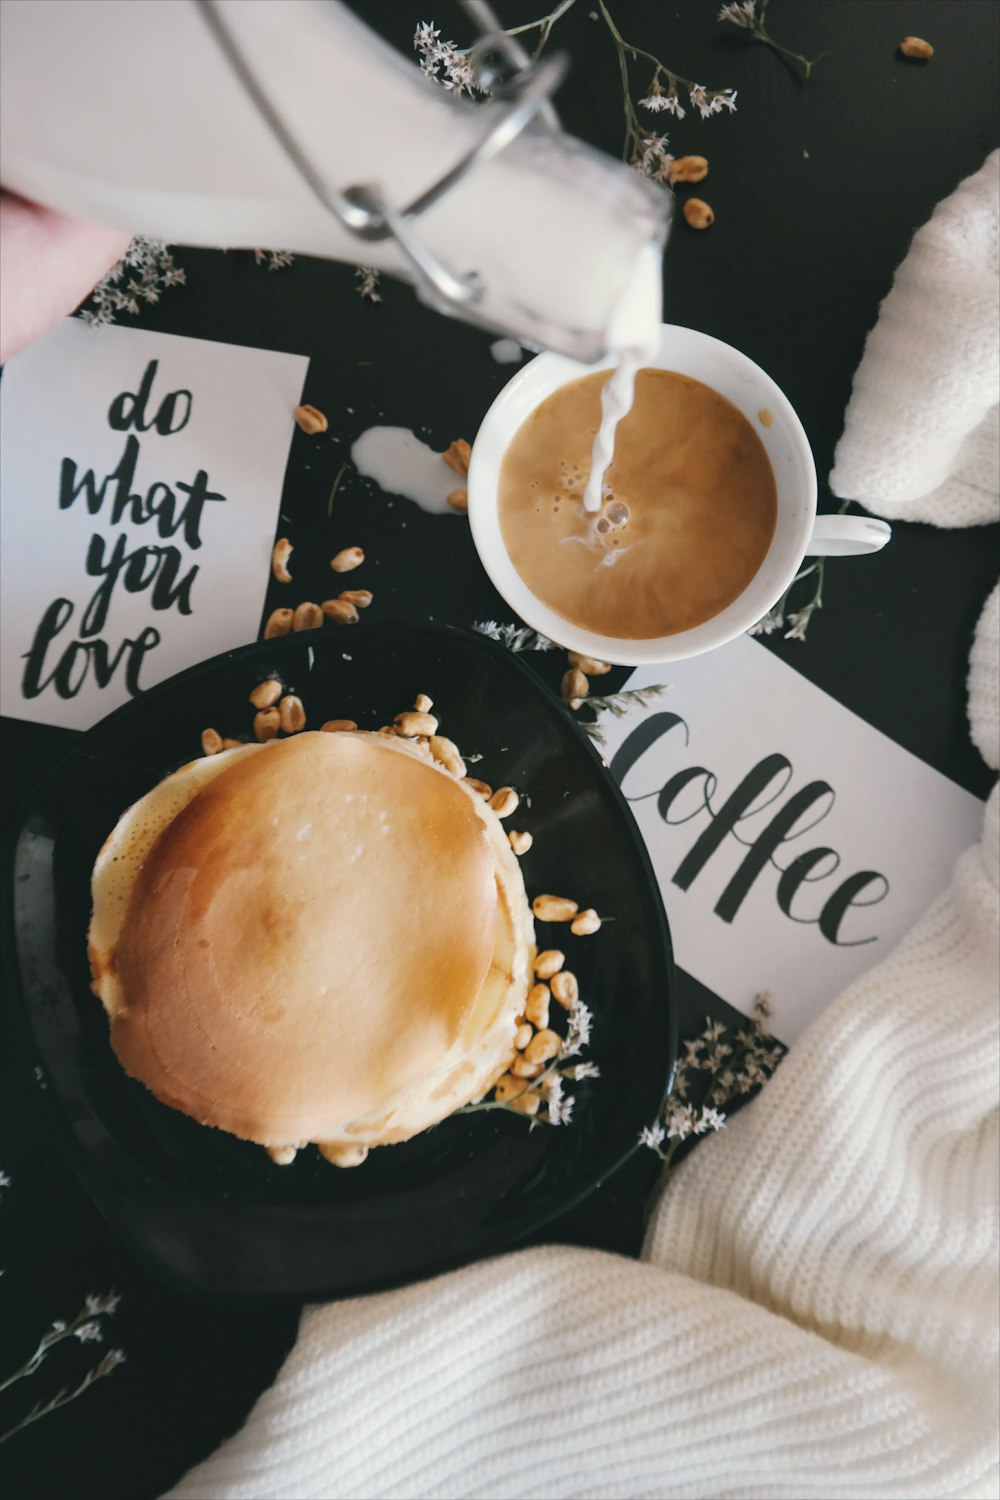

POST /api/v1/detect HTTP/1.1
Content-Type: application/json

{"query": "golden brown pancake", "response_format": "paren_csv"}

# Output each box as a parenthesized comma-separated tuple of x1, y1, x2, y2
(88, 731, 531, 1150)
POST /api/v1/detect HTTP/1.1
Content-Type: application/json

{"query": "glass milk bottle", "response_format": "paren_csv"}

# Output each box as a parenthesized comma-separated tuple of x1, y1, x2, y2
(0, 0, 667, 360)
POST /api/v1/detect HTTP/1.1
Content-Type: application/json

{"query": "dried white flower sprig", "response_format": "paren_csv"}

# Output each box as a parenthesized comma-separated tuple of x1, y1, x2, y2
(749, 560, 825, 641)
(354, 266, 383, 302)
(597, 3, 736, 152)
(253, 248, 294, 270)
(78, 240, 297, 330)
(414, 20, 490, 96)
(1, 1291, 126, 1445)
(78, 237, 186, 329)
(412, 3, 736, 179)
(458, 998, 599, 1127)
(594, 0, 737, 174)
(748, 502, 847, 642)
(640, 994, 784, 1186)
(572, 682, 669, 749)
(581, 683, 669, 718)
(1, 1291, 122, 1388)
(472, 620, 556, 653)
(718, 0, 825, 81)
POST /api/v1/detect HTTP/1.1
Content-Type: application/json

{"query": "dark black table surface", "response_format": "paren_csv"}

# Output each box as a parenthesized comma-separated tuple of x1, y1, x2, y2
(2, 3, 997, 1496)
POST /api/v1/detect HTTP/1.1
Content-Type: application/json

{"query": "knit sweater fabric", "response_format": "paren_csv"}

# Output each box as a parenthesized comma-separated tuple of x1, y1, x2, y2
(169, 161, 1000, 1500)
(829, 151, 999, 527)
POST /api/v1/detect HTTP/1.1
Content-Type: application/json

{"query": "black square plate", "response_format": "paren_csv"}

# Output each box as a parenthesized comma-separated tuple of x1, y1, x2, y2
(4, 624, 675, 1300)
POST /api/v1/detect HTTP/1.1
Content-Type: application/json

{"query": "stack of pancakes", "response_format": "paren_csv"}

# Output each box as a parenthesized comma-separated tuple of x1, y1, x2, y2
(88, 730, 535, 1163)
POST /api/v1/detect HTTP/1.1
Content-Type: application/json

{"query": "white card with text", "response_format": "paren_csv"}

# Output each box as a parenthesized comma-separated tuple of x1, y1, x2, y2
(0, 319, 308, 730)
(601, 637, 986, 1043)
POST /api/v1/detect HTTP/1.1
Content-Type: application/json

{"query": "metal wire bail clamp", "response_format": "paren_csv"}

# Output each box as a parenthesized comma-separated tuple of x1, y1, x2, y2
(196, 0, 568, 316)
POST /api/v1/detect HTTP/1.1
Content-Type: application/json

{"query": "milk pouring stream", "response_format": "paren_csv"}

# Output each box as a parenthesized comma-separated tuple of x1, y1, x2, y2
(581, 245, 663, 515)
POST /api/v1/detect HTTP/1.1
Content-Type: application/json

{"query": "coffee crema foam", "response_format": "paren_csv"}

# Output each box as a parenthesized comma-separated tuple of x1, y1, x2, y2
(498, 368, 778, 640)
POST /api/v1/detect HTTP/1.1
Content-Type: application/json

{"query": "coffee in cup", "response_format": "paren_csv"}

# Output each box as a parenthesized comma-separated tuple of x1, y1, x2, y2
(497, 368, 777, 640)
(468, 324, 891, 667)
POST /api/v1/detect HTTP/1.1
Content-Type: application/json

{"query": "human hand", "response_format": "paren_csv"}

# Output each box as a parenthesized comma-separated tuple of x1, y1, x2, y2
(0, 191, 131, 362)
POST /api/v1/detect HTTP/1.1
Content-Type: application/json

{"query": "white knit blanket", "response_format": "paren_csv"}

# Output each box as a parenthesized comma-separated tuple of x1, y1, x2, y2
(169, 154, 1000, 1500)
(830, 149, 999, 529)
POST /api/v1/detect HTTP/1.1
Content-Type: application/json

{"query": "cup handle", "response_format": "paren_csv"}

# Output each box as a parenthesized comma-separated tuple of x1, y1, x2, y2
(804, 515, 892, 557)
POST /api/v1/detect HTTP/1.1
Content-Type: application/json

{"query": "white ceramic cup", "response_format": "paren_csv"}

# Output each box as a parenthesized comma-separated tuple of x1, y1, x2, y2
(467, 323, 891, 666)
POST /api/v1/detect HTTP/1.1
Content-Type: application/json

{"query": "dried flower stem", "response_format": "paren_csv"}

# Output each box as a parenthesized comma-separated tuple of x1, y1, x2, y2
(327, 462, 349, 518)
(1, 1352, 125, 1445)
(580, 719, 608, 749)
(582, 683, 669, 718)
(749, 560, 819, 639)
(503, 0, 579, 55)
(1, 1291, 125, 1444)
(750, 501, 848, 641)
(456, 998, 596, 1127)
(456, 1051, 565, 1119)
(354, 266, 382, 302)
(0, 1292, 121, 1393)
(718, 0, 825, 80)
(253, 249, 294, 270)
(640, 996, 784, 1204)
(78, 238, 186, 329)
(414, 6, 736, 179)
(596, 0, 737, 167)
(471, 620, 556, 653)
(562, 681, 670, 753)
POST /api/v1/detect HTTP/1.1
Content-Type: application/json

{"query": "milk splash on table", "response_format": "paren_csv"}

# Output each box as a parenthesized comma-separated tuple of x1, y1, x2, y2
(351, 427, 460, 514)
(581, 245, 662, 519)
